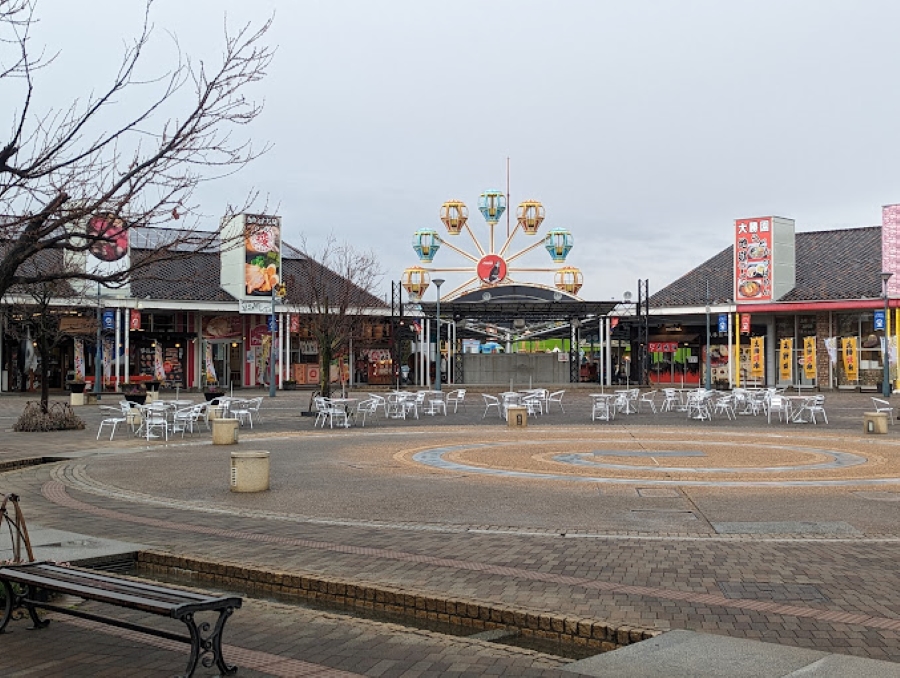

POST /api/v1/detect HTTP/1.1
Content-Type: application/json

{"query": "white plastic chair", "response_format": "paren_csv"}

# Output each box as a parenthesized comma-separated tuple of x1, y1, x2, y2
(767, 394, 789, 424)
(591, 395, 616, 421)
(639, 390, 658, 413)
(713, 394, 736, 420)
(872, 397, 894, 424)
(446, 389, 467, 413)
(355, 398, 378, 427)
(661, 389, 680, 412)
(547, 390, 565, 413)
(97, 406, 126, 440)
(482, 394, 502, 418)
(809, 394, 828, 424)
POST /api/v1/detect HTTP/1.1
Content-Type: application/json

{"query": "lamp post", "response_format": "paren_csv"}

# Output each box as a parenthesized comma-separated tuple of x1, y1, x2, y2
(883, 271, 893, 398)
(433, 278, 445, 392)
(95, 282, 102, 399)
(705, 280, 712, 390)
(269, 282, 286, 398)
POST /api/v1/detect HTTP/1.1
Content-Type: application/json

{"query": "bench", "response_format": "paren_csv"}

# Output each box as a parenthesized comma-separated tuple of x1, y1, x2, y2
(0, 562, 242, 677)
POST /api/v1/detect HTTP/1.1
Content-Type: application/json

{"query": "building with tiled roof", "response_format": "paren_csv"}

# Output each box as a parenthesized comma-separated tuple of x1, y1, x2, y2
(635, 210, 899, 392)
(0, 217, 392, 393)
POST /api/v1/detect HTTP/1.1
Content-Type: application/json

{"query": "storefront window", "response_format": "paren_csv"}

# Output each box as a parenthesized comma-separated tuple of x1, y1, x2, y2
(836, 312, 880, 388)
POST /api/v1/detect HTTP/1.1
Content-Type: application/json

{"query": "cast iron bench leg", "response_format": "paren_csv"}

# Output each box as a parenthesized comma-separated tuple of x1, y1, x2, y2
(178, 607, 238, 678)
(0, 581, 48, 632)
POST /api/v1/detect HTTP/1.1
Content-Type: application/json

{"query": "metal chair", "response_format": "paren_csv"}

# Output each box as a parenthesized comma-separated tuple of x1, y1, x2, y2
(97, 406, 126, 440)
(445, 389, 467, 413)
(872, 397, 894, 424)
(355, 398, 378, 427)
(481, 394, 502, 418)
(547, 390, 565, 413)
(639, 390, 658, 413)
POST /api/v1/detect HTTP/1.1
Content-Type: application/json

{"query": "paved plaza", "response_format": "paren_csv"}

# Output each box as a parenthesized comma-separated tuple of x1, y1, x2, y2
(2, 387, 900, 676)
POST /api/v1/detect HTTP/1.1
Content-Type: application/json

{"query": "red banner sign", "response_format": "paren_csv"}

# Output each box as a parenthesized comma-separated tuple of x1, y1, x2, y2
(129, 309, 141, 330)
(740, 313, 751, 333)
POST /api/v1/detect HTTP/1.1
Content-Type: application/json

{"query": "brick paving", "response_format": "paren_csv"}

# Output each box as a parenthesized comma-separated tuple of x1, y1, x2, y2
(1, 387, 900, 674)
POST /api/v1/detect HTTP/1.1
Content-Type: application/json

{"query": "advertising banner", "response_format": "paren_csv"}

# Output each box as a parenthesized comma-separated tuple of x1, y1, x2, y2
(803, 336, 817, 380)
(750, 336, 765, 378)
(735, 217, 773, 302)
(842, 337, 859, 381)
(102, 310, 115, 330)
(779, 338, 793, 382)
(129, 309, 141, 330)
(824, 337, 838, 364)
(244, 214, 281, 297)
(740, 313, 751, 333)
(73, 338, 85, 380)
(154, 343, 166, 382)
(204, 342, 217, 384)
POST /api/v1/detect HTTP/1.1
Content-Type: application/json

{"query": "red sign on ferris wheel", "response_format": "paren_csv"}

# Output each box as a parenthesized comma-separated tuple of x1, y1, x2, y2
(477, 255, 507, 284)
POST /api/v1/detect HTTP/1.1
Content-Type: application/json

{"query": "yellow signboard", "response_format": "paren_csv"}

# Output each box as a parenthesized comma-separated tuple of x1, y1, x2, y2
(750, 336, 765, 378)
(842, 337, 858, 381)
(803, 336, 817, 380)
(779, 338, 793, 382)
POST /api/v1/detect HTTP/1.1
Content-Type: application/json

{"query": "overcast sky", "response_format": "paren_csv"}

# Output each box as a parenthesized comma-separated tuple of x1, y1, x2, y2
(32, 1, 900, 303)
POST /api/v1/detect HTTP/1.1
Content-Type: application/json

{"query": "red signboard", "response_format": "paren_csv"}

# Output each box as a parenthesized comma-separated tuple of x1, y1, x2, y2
(476, 254, 507, 284)
(129, 309, 141, 330)
(740, 313, 751, 333)
(734, 217, 773, 302)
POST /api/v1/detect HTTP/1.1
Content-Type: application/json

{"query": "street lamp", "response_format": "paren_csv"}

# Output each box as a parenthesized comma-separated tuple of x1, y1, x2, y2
(433, 278, 445, 391)
(883, 271, 893, 398)
(705, 280, 712, 390)
(269, 282, 286, 398)
(95, 282, 103, 399)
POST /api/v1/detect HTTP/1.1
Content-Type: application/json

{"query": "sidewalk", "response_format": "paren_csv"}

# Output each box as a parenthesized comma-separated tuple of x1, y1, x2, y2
(1, 388, 900, 676)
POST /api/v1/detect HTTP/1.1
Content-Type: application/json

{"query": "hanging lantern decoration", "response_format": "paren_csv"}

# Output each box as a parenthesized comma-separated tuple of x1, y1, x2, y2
(401, 266, 430, 299)
(412, 229, 441, 263)
(554, 266, 583, 295)
(440, 200, 468, 235)
(478, 189, 506, 225)
(544, 228, 573, 263)
(516, 200, 545, 235)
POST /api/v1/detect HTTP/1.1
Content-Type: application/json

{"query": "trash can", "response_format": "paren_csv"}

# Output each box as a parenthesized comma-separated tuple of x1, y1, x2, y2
(507, 406, 528, 428)
(230, 450, 269, 492)
(863, 411, 889, 434)
(212, 418, 239, 445)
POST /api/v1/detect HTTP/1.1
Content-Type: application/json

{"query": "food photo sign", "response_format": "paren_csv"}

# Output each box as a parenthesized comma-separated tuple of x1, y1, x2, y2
(734, 217, 773, 302)
(244, 214, 281, 297)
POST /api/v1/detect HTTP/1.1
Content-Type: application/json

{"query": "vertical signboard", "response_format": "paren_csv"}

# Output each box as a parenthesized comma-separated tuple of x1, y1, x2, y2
(750, 336, 765, 378)
(779, 338, 793, 382)
(734, 216, 795, 303)
(735, 217, 773, 302)
(883, 204, 900, 298)
(803, 336, 817, 380)
(842, 337, 858, 381)
(243, 214, 281, 297)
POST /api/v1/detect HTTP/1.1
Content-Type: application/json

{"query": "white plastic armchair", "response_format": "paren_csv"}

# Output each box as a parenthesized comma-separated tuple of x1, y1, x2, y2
(547, 390, 565, 413)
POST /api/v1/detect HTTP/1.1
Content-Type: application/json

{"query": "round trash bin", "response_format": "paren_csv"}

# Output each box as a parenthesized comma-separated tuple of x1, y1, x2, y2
(212, 418, 239, 445)
(230, 450, 269, 492)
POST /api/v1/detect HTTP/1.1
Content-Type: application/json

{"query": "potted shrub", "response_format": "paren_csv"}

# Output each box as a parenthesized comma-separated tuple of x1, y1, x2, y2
(146, 380, 162, 393)
(282, 379, 297, 391)
(68, 379, 87, 394)
(121, 383, 147, 405)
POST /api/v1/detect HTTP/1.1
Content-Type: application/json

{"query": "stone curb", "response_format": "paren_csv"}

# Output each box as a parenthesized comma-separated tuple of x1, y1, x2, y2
(136, 550, 661, 654)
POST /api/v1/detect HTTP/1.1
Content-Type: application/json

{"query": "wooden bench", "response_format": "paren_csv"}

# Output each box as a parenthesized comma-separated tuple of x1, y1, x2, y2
(0, 562, 242, 677)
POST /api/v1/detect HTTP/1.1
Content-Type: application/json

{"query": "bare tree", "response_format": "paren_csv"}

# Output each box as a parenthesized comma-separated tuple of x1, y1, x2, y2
(283, 237, 386, 398)
(0, 0, 273, 296)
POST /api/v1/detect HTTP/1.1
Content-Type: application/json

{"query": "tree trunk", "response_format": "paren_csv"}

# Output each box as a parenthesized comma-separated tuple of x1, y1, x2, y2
(319, 344, 333, 398)
(39, 326, 50, 413)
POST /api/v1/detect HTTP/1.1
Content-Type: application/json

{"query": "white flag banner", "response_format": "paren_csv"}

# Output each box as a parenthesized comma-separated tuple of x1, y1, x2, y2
(824, 337, 838, 364)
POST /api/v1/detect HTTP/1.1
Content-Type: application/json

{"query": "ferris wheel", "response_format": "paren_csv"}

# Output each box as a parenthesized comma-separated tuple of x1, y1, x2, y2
(401, 189, 583, 301)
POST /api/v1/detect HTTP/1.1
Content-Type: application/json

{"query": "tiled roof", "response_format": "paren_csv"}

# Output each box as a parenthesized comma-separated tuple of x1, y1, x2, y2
(131, 245, 387, 309)
(650, 226, 883, 307)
